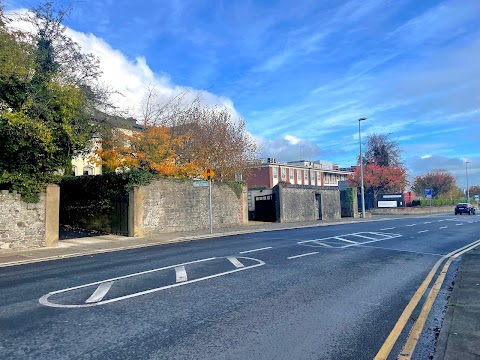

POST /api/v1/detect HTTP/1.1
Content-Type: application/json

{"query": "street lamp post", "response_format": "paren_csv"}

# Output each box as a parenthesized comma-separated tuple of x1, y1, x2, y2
(358, 117, 367, 218)
(466, 161, 470, 203)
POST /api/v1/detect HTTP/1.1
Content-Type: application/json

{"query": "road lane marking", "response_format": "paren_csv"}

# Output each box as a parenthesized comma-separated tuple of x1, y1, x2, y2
(439, 226, 448, 229)
(438, 220, 444, 222)
(39, 256, 265, 308)
(239, 247, 272, 254)
(287, 252, 318, 259)
(380, 227, 395, 230)
(85, 281, 114, 303)
(398, 240, 480, 360)
(334, 237, 358, 244)
(456, 223, 463, 226)
(418, 230, 429, 233)
(227, 256, 245, 268)
(175, 266, 188, 283)
(374, 238, 480, 360)
(405, 224, 416, 227)
(424, 222, 431, 224)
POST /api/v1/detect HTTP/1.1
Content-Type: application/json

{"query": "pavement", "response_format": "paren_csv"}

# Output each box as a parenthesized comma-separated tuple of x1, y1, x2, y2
(0, 213, 479, 359)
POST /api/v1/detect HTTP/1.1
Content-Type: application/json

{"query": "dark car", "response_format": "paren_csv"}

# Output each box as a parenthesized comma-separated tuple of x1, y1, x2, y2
(455, 203, 476, 215)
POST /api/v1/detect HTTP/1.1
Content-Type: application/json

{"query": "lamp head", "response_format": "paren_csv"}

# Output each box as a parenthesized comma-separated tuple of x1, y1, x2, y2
(358, 117, 367, 121)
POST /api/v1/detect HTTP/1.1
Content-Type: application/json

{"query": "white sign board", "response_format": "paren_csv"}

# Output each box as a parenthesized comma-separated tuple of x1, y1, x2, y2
(193, 181, 209, 187)
(378, 201, 398, 208)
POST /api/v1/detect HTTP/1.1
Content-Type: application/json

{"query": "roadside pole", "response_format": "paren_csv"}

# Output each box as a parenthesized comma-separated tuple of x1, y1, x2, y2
(203, 168, 215, 234)
(209, 180, 213, 234)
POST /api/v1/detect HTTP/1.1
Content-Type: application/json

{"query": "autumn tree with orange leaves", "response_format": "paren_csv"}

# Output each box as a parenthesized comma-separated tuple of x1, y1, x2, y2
(95, 126, 198, 177)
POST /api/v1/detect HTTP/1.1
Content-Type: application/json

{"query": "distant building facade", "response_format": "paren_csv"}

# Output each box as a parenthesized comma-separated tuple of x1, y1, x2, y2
(245, 158, 353, 189)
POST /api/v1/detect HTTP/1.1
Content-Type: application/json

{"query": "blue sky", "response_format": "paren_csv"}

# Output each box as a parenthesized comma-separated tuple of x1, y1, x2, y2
(5, 0, 480, 191)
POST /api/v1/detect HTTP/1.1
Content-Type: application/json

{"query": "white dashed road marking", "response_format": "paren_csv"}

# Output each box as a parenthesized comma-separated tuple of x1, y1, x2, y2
(227, 256, 245, 268)
(456, 224, 463, 226)
(406, 224, 416, 227)
(440, 226, 448, 229)
(85, 281, 114, 304)
(175, 266, 188, 283)
(418, 230, 429, 233)
(287, 252, 318, 260)
(239, 247, 272, 254)
(380, 227, 396, 230)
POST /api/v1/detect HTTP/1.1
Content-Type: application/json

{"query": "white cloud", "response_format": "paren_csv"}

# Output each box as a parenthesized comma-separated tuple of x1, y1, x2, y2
(421, 155, 432, 159)
(284, 134, 301, 145)
(7, 10, 242, 122)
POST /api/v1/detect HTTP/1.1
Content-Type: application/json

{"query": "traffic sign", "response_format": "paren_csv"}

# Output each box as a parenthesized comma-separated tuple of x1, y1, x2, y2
(203, 168, 215, 181)
(425, 189, 432, 199)
(475, 194, 479, 201)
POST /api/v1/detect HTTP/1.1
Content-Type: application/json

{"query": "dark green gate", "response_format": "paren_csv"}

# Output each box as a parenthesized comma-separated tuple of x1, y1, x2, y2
(110, 194, 129, 236)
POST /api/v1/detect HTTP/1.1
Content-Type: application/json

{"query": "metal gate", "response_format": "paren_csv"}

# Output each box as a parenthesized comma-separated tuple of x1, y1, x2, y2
(254, 194, 277, 222)
(110, 194, 129, 236)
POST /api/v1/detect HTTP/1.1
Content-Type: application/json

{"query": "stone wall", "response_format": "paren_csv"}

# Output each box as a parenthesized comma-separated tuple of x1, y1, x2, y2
(0, 190, 46, 250)
(138, 179, 247, 235)
(369, 206, 454, 215)
(273, 184, 341, 223)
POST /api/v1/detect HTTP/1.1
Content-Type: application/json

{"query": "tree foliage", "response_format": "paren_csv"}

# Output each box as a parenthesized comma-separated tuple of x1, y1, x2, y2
(0, 2, 108, 201)
(362, 133, 404, 167)
(139, 88, 258, 180)
(349, 132, 408, 200)
(469, 185, 480, 198)
(411, 169, 458, 198)
(348, 163, 408, 200)
(95, 126, 198, 177)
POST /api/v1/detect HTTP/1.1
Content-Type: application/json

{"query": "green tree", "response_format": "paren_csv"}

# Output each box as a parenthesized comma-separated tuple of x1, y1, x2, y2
(0, 2, 106, 201)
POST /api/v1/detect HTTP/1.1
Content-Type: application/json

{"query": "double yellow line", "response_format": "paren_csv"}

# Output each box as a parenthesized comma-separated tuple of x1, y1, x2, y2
(374, 238, 480, 360)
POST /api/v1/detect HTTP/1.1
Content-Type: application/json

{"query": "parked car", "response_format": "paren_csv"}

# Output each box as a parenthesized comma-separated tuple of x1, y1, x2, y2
(454, 203, 476, 215)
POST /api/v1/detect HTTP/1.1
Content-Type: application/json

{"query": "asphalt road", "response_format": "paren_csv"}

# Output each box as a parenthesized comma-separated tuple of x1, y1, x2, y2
(1, 213, 479, 360)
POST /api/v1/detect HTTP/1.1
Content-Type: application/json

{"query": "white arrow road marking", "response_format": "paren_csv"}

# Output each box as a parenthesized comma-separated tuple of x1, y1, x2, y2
(39, 257, 264, 308)
(85, 281, 114, 303)
(227, 256, 245, 268)
(175, 266, 188, 283)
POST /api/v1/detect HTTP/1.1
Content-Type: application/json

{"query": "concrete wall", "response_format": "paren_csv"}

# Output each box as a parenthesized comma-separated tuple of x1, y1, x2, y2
(273, 184, 341, 223)
(137, 178, 247, 235)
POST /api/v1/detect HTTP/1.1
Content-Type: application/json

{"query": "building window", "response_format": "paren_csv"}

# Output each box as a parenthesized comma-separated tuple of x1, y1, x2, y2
(289, 168, 294, 182)
(281, 167, 286, 181)
(72, 165, 78, 176)
(296, 169, 301, 184)
(304, 170, 308, 182)
(310, 170, 315, 182)
(273, 167, 278, 179)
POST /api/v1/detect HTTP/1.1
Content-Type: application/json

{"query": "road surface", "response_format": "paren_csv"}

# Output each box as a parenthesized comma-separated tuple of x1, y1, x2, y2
(1, 213, 479, 359)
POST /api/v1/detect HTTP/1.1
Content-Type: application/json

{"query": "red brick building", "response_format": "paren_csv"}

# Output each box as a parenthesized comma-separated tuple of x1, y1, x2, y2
(245, 159, 352, 189)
